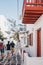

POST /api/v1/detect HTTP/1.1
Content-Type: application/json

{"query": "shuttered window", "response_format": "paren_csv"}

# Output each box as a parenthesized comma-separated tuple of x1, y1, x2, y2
(29, 33, 33, 46)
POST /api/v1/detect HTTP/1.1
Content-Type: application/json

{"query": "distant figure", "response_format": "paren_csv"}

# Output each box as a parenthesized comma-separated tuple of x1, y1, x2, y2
(6, 41, 10, 56)
(0, 39, 4, 60)
(10, 41, 15, 55)
(6, 41, 10, 50)
(15, 40, 21, 55)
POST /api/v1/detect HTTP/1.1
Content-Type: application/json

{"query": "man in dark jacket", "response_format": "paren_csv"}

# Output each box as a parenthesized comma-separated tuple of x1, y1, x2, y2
(6, 41, 10, 50)
(6, 41, 11, 57)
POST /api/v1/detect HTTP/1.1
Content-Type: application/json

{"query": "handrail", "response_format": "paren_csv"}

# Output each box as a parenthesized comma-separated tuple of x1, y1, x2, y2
(26, 2, 43, 6)
(26, 0, 43, 3)
(22, 0, 43, 15)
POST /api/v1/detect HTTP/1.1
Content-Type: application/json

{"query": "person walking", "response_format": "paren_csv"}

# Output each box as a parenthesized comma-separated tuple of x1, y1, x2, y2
(10, 41, 15, 55)
(6, 41, 10, 57)
(15, 40, 21, 55)
(0, 39, 4, 60)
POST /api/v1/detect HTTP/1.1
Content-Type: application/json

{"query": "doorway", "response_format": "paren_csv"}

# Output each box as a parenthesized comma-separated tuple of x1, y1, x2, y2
(37, 28, 41, 57)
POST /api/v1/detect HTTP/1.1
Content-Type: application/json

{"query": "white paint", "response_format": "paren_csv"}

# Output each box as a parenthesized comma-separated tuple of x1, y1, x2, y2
(24, 53, 43, 65)
(34, 15, 43, 57)
(0, 15, 11, 37)
(19, 33, 27, 47)
(26, 14, 43, 57)
(26, 24, 34, 34)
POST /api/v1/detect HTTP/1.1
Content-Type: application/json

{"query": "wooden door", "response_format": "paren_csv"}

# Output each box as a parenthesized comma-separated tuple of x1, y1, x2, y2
(37, 28, 41, 57)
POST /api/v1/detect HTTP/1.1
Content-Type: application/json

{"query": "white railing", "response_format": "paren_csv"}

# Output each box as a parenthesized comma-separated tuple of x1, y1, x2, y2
(26, 0, 35, 3)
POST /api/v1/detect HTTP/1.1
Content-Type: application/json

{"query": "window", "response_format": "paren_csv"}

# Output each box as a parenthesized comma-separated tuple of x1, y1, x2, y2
(29, 33, 33, 46)
(31, 33, 33, 45)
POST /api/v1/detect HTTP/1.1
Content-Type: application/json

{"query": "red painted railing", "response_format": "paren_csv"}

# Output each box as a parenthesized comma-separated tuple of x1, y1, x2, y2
(25, 0, 43, 3)
(22, 0, 43, 14)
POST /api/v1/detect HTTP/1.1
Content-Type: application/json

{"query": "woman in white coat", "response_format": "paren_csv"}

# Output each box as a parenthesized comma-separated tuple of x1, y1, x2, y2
(15, 40, 21, 55)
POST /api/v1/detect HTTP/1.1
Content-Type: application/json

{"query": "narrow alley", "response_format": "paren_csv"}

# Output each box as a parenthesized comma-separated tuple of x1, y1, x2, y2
(0, 0, 43, 65)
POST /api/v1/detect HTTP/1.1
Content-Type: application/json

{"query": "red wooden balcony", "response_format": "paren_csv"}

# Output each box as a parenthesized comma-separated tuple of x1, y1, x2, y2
(22, 0, 43, 24)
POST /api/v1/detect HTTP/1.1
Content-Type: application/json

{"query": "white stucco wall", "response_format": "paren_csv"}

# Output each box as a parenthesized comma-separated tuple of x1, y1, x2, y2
(26, 24, 34, 34)
(34, 14, 43, 57)
(24, 53, 43, 65)
(26, 14, 43, 57)
(19, 33, 27, 47)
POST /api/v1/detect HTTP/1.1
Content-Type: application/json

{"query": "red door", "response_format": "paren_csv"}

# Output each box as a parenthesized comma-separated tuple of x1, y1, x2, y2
(37, 28, 41, 57)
